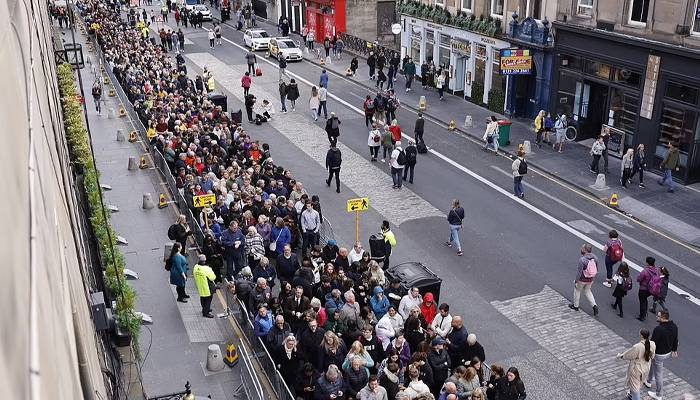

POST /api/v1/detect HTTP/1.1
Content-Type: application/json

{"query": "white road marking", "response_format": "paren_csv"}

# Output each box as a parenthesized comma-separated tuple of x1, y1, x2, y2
(209, 31, 700, 307)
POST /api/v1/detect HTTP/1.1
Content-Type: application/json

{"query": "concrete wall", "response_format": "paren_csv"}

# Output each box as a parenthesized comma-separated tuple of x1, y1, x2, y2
(0, 0, 108, 398)
(346, 0, 380, 41)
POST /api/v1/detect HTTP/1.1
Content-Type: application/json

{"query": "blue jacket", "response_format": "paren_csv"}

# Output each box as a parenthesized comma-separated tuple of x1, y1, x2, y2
(253, 310, 274, 337)
(169, 253, 189, 287)
(319, 72, 329, 88)
(253, 264, 277, 288)
(270, 226, 291, 255)
(221, 228, 246, 254)
(370, 287, 390, 320)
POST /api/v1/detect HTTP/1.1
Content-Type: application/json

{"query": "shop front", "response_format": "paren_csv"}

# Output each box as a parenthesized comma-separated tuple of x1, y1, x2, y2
(306, 0, 345, 39)
(399, 15, 510, 107)
(552, 23, 700, 184)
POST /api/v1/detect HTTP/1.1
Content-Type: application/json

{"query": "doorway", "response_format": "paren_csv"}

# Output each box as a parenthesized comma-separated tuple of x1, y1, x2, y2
(578, 81, 609, 140)
(454, 57, 466, 94)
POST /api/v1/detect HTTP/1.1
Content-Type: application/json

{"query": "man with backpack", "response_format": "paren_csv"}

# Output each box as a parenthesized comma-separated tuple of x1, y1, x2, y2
(91, 81, 102, 114)
(402, 141, 417, 184)
(569, 243, 600, 315)
(602, 230, 624, 287)
(636, 256, 660, 322)
(390, 141, 405, 189)
(511, 151, 527, 199)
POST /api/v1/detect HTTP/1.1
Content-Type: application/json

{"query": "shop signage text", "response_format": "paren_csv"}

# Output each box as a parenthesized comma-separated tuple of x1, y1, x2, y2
(426, 22, 443, 31)
(480, 37, 496, 45)
(499, 49, 532, 75)
(450, 38, 471, 56)
(640, 55, 661, 120)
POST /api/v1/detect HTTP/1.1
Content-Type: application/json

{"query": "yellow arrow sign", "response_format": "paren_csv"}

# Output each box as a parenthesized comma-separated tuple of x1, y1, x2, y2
(193, 194, 217, 208)
(347, 197, 369, 213)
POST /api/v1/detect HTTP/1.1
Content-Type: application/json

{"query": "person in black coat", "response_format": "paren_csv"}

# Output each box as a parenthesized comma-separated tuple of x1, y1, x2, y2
(414, 113, 425, 144)
(297, 319, 326, 369)
(358, 325, 385, 374)
(294, 363, 320, 400)
(495, 367, 527, 400)
(273, 335, 302, 390)
(325, 112, 341, 146)
(245, 94, 256, 123)
(403, 142, 417, 184)
(367, 52, 377, 79)
(427, 338, 451, 396)
(462, 333, 486, 364)
(325, 143, 342, 193)
(379, 362, 401, 400)
(276, 247, 299, 283)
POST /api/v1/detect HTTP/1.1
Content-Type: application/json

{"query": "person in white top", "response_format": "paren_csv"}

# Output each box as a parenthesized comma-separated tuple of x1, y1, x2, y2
(348, 241, 364, 264)
(430, 303, 453, 339)
(368, 123, 381, 162)
(390, 141, 404, 189)
(398, 287, 422, 320)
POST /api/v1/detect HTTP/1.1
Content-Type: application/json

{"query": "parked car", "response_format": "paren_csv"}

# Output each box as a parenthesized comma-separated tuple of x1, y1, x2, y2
(243, 29, 271, 51)
(193, 4, 212, 21)
(269, 37, 303, 62)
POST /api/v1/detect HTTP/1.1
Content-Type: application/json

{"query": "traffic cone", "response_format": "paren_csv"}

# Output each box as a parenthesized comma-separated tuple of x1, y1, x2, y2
(158, 193, 168, 209)
(223, 343, 239, 367)
(108, 89, 116, 97)
(447, 120, 456, 131)
(103, 77, 110, 85)
(119, 106, 126, 117)
(609, 193, 619, 208)
(128, 130, 138, 142)
(320, 57, 325, 66)
(418, 96, 427, 111)
(139, 155, 149, 169)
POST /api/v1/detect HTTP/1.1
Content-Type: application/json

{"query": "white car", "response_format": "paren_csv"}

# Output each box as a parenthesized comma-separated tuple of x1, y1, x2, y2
(269, 37, 303, 62)
(243, 29, 271, 51)
(192, 4, 212, 21)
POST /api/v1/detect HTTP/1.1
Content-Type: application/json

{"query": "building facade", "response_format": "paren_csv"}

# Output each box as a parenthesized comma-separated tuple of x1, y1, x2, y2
(550, 0, 700, 184)
(276, 0, 383, 42)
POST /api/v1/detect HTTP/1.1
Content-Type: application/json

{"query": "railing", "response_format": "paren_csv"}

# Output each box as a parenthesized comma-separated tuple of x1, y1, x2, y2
(339, 32, 397, 58)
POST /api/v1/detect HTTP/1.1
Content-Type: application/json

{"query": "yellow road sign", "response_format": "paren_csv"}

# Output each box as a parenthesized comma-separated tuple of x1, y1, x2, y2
(193, 194, 216, 208)
(347, 197, 369, 213)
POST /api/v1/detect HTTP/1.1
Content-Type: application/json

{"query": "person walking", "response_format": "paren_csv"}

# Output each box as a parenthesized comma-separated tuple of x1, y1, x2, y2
(318, 86, 329, 119)
(618, 329, 655, 400)
(376, 68, 387, 90)
(387, 64, 396, 90)
(319, 69, 329, 89)
(286, 79, 300, 111)
(629, 143, 647, 188)
(390, 141, 405, 190)
(414, 113, 425, 144)
(363, 95, 375, 127)
(246, 50, 257, 75)
(208, 29, 215, 48)
(381, 220, 396, 269)
(367, 51, 377, 80)
(649, 267, 670, 314)
(621, 148, 634, 187)
(325, 112, 341, 145)
(644, 310, 679, 400)
(589, 136, 606, 174)
(368, 123, 381, 162)
(402, 141, 417, 184)
(534, 110, 545, 148)
(404, 57, 416, 92)
(511, 151, 527, 199)
(602, 229, 624, 287)
(325, 142, 342, 193)
(657, 142, 679, 193)
(482, 116, 499, 152)
(445, 199, 465, 256)
(611, 262, 632, 318)
(241, 72, 252, 97)
(436, 71, 446, 101)
(91, 81, 102, 114)
(214, 23, 222, 45)
(193, 254, 217, 318)
(543, 112, 554, 144)
(636, 256, 659, 322)
(553, 113, 567, 153)
(309, 86, 320, 121)
(380, 125, 393, 163)
(168, 242, 189, 302)
(278, 56, 288, 81)
(568, 243, 600, 315)
(278, 80, 288, 113)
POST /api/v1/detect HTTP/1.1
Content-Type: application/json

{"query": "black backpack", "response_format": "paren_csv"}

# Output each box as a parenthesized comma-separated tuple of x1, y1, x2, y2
(164, 257, 172, 271)
(397, 150, 406, 166)
(416, 141, 428, 154)
(518, 159, 528, 175)
(167, 224, 178, 240)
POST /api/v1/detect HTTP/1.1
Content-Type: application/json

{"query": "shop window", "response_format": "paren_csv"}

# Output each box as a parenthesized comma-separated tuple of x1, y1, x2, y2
(491, 0, 504, 17)
(426, 30, 435, 43)
(440, 34, 451, 46)
(560, 54, 583, 71)
(694, 0, 700, 35)
(666, 82, 699, 105)
(628, 0, 650, 25)
(411, 39, 421, 63)
(527, 0, 542, 19)
(461, 0, 473, 12)
(584, 60, 611, 80)
(658, 104, 695, 154)
(611, 68, 641, 88)
(475, 44, 487, 94)
(556, 73, 580, 116)
(609, 88, 639, 145)
(439, 46, 451, 70)
(577, 0, 593, 16)
(491, 49, 505, 93)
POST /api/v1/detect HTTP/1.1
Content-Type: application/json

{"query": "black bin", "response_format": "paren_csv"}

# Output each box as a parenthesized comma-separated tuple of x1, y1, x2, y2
(209, 93, 228, 112)
(385, 262, 442, 304)
(231, 109, 243, 125)
(368, 233, 385, 261)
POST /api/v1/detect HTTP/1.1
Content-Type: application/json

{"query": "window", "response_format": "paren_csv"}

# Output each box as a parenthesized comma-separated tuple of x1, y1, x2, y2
(584, 60, 611, 79)
(492, 49, 506, 93)
(612, 68, 642, 88)
(491, 0, 504, 17)
(461, 0, 472, 11)
(694, 0, 700, 34)
(435, 0, 444, 7)
(560, 54, 584, 71)
(628, 0, 650, 25)
(577, 0, 593, 16)
(608, 88, 639, 144)
(658, 104, 695, 158)
(666, 82, 699, 105)
(526, 0, 542, 19)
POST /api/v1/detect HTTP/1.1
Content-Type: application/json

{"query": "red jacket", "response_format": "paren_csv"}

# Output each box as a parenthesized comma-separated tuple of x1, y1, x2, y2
(389, 125, 402, 142)
(421, 292, 437, 324)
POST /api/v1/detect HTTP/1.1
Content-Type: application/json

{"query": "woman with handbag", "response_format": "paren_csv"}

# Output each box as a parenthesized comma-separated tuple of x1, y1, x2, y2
(445, 199, 465, 256)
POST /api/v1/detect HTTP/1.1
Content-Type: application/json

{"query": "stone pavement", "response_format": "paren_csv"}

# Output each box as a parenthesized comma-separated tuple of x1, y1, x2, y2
(492, 286, 700, 400)
(75, 30, 242, 399)
(216, 15, 700, 246)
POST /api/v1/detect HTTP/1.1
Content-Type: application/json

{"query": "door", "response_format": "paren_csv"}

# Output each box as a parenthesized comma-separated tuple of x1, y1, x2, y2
(454, 57, 466, 93)
(578, 81, 609, 141)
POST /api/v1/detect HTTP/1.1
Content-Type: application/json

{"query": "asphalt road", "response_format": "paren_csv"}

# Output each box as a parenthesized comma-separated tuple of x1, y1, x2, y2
(143, 11, 700, 394)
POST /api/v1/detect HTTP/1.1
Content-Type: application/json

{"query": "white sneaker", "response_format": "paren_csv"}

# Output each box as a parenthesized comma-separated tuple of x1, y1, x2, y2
(648, 391, 661, 400)
(643, 381, 652, 388)
(602, 281, 612, 288)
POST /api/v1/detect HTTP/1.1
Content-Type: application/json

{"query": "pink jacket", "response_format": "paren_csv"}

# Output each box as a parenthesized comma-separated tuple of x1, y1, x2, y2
(241, 75, 252, 88)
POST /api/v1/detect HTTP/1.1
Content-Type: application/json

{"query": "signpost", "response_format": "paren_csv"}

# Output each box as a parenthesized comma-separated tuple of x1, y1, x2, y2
(347, 197, 369, 243)
(193, 194, 216, 230)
